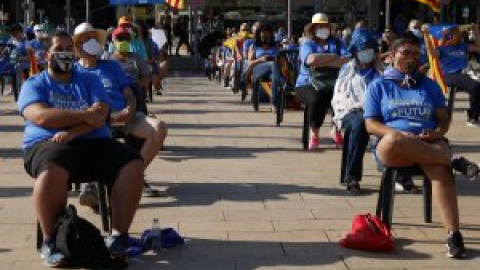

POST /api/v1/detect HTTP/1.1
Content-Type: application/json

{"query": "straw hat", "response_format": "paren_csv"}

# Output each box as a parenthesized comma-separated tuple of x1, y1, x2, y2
(73, 22, 107, 46)
(118, 16, 133, 27)
(305, 13, 330, 34)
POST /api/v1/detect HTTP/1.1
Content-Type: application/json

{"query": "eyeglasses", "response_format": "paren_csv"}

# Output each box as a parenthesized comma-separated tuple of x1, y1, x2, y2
(395, 49, 421, 58)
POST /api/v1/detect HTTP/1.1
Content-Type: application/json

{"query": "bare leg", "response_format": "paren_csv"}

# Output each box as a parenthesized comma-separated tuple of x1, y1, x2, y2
(378, 134, 460, 231)
(130, 117, 168, 168)
(110, 159, 144, 234)
(34, 165, 69, 240)
(376, 132, 450, 167)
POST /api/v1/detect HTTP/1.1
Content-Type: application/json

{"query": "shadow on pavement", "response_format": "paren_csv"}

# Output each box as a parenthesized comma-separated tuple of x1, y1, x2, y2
(139, 182, 375, 209)
(1, 125, 23, 133)
(0, 148, 23, 159)
(127, 238, 431, 270)
(0, 187, 32, 198)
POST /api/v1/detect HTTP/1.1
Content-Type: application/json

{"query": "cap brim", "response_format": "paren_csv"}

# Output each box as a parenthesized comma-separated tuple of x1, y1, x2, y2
(73, 29, 108, 46)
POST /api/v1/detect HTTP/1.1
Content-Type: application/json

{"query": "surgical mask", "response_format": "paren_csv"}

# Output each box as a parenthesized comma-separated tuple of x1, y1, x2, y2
(315, 28, 330, 40)
(82, 38, 102, 56)
(50, 52, 75, 74)
(411, 29, 422, 38)
(357, 48, 375, 64)
(115, 41, 130, 53)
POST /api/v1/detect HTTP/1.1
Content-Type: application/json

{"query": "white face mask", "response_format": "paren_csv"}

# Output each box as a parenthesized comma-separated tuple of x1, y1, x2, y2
(411, 29, 422, 38)
(82, 38, 102, 56)
(357, 48, 376, 64)
(315, 28, 330, 40)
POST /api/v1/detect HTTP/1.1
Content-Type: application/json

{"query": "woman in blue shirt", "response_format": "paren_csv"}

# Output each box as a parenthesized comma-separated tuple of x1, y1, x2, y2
(437, 25, 480, 126)
(245, 24, 279, 107)
(331, 28, 381, 194)
(364, 36, 467, 259)
(295, 13, 349, 150)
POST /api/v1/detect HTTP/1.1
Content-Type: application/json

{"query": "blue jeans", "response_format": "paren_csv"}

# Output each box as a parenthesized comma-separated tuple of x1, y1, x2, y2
(252, 61, 279, 105)
(342, 111, 369, 182)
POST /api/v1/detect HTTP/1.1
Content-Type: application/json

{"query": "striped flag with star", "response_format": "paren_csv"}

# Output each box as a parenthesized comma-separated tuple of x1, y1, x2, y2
(166, 0, 185, 10)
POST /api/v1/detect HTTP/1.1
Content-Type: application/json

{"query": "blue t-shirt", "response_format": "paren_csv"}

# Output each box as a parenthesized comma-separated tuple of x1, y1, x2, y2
(363, 76, 446, 135)
(254, 45, 278, 59)
(243, 39, 255, 56)
(296, 38, 348, 88)
(17, 69, 112, 150)
(74, 61, 130, 112)
(438, 43, 468, 74)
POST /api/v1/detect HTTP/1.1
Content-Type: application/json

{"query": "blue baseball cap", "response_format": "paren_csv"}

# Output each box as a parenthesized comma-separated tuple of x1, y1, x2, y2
(348, 28, 379, 53)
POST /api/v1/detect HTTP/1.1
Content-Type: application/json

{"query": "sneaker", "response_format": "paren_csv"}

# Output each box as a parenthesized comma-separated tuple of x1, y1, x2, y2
(78, 183, 98, 207)
(40, 239, 68, 267)
(143, 182, 162, 197)
(346, 181, 361, 195)
(308, 135, 319, 150)
(330, 128, 343, 148)
(452, 156, 480, 181)
(446, 230, 467, 259)
(395, 176, 419, 194)
(105, 233, 129, 260)
(466, 118, 480, 127)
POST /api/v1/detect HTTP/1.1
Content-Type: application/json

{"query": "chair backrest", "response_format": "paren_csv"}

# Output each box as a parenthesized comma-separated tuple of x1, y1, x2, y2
(275, 49, 300, 89)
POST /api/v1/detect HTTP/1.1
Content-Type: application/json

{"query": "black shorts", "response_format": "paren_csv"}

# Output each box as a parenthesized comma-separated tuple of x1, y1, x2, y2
(24, 139, 142, 186)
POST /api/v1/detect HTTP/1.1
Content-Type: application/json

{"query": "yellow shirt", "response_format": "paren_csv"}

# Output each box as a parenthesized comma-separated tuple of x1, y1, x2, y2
(223, 31, 251, 51)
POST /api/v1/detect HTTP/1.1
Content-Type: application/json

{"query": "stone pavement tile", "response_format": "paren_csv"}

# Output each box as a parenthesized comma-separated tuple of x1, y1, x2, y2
(264, 200, 307, 210)
(228, 231, 329, 242)
(234, 254, 348, 270)
(128, 254, 236, 270)
(0, 247, 40, 261)
(179, 220, 274, 233)
(273, 220, 352, 232)
(311, 208, 394, 220)
(343, 251, 480, 269)
(224, 209, 315, 221)
(134, 208, 224, 223)
(215, 199, 266, 211)
(304, 198, 353, 209)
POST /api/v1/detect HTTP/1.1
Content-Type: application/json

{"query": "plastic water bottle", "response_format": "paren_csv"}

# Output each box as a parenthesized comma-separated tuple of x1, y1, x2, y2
(151, 218, 162, 252)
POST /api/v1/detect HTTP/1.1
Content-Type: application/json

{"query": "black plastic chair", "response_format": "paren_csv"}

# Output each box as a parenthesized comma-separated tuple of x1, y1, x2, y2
(275, 49, 300, 126)
(36, 182, 112, 250)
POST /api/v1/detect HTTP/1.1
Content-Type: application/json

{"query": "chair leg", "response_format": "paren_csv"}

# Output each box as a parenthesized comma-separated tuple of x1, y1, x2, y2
(339, 130, 350, 185)
(379, 168, 396, 230)
(96, 182, 110, 232)
(423, 177, 432, 223)
(12, 74, 19, 102)
(36, 222, 43, 251)
(302, 106, 309, 150)
(276, 87, 285, 126)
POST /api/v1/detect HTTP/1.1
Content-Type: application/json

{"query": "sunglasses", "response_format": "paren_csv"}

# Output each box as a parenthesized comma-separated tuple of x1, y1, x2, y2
(115, 36, 131, 42)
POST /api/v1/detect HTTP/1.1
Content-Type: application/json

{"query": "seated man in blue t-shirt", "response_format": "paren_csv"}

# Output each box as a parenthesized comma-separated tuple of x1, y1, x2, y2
(73, 23, 168, 197)
(363, 36, 467, 259)
(17, 31, 144, 267)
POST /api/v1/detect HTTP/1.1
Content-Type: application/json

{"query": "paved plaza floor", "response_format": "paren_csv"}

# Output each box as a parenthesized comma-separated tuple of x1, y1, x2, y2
(1, 71, 480, 269)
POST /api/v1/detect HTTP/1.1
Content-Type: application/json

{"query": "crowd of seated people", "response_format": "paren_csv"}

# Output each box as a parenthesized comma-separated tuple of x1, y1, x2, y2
(201, 13, 480, 259)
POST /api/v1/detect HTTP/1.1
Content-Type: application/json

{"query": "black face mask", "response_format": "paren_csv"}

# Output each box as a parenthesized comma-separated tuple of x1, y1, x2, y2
(50, 52, 75, 74)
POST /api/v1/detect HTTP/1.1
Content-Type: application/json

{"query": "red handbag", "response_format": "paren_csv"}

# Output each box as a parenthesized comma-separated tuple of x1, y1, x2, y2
(339, 213, 394, 252)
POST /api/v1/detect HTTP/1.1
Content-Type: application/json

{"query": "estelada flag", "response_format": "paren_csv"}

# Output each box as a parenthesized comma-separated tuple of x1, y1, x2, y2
(166, 0, 185, 10)
(28, 49, 39, 77)
(424, 24, 458, 95)
(412, 0, 441, 13)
